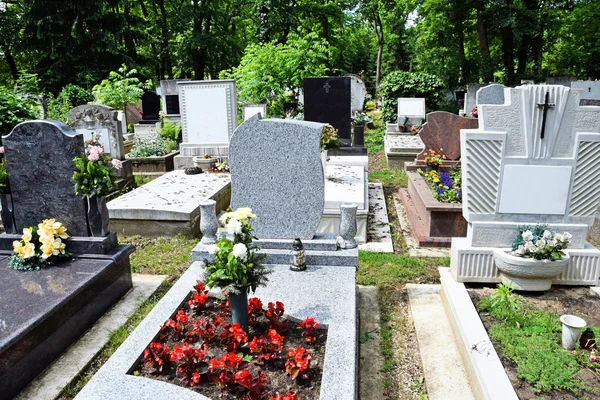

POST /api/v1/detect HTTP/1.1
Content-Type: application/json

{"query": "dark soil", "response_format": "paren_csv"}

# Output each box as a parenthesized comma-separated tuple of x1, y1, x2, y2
(468, 285, 600, 400)
(132, 294, 327, 400)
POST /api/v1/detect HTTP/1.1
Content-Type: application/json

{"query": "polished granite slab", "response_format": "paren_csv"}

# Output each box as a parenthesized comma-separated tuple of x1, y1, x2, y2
(0, 246, 133, 400)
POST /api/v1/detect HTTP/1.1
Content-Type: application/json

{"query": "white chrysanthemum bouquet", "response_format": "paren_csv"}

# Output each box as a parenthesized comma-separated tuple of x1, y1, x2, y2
(9, 219, 71, 270)
(511, 225, 571, 261)
(204, 208, 270, 294)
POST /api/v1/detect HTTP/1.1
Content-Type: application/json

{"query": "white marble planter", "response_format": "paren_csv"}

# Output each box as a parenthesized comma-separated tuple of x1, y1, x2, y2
(193, 156, 217, 170)
(493, 250, 570, 291)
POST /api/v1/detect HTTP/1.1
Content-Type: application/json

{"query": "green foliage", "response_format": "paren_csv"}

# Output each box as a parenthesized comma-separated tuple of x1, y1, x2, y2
(369, 169, 408, 189)
(479, 287, 593, 395)
(320, 125, 343, 152)
(60, 84, 94, 106)
(72, 154, 113, 198)
(16, 72, 41, 96)
(0, 87, 39, 138)
(128, 137, 177, 158)
(92, 65, 151, 110)
(379, 71, 444, 123)
(8, 253, 49, 271)
(224, 32, 329, 116)
(159, 118, 181, 142)
(357, 251, 445, 287)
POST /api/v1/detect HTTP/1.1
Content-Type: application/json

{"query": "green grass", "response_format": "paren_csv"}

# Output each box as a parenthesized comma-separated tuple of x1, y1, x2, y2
(134, 175, 157, 186)
(119, 235, 197, 275)
(365, 125, 385, 155)
(478, 290, 600, 396)
(369, 168, 408, 190)
(357, 251, 449, 287)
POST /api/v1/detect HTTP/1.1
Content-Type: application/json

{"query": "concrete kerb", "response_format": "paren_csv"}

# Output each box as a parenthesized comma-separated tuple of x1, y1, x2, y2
(75, 262, 357, 400)
(439, 267, 518, 400)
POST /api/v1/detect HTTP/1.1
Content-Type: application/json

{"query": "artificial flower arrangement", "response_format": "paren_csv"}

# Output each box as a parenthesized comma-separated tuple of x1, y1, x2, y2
(511, 225, 571, 261)
(423, 148, 446, 169)
(419, 168, 462, 203)
(320, 125, 343, 152)
(471, 105, 478, 118)
(73, 135, 123, 198)
(8, 219, 71, 270)
(204, 207, 270, 295)
(352, 111, 373, 126)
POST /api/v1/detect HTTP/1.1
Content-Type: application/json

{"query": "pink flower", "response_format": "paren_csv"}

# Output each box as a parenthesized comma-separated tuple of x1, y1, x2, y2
(88, 146, 103, 161)
(590, 354, 597, 363)
(111, 159, 122, 169)
(0, 146, 4, 154)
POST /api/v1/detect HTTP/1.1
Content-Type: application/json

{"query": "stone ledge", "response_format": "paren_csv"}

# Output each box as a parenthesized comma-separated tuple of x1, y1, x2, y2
(74, 262, 358, 400)
(0, 232, 118, 255)
(439, 268, 519, 400)
(451, 237, 600, 285)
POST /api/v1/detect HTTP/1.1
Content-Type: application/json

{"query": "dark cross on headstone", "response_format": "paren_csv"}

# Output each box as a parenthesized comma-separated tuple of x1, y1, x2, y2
(536, 91, 555, 139)
(323, 82, 331, 94)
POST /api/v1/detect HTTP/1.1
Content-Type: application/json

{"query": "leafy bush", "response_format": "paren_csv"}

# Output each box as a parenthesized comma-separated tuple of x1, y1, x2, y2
(379, 71, 444, 123)
(159, 118, 181, 142)
(92, 65, 151, 110)
(128, 137, 178, 158)
(60, 84, 94, 107)
(0, 87, 39, 138)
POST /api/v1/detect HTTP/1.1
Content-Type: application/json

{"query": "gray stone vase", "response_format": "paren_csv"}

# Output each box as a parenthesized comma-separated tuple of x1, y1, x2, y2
(339, 203, 358, 249)
(199, 199, 218, 245)
(229, 290, 249, 333)
(0, 193, 17, 234)
(86, 196, 110, 237)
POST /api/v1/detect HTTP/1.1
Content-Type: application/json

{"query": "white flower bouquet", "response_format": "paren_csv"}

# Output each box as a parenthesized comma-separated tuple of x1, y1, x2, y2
(511, 225, 571, 261)
(203, 207, 270, 294)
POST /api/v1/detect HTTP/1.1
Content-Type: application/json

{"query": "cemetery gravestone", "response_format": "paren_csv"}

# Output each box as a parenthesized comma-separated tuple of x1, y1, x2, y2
(243, 104, 267, 121)
(415, 111, 478, 162)
(229, 115, 326, 239)
(68, 104, 126, 160)
(158, 79, 189, 118)
(174, 80, 237, 168)
(452, 84, 600, 285)
(3, 120, 89, 236)
(304, 77, 352, 144)
(348, 74, 366, 112)
(475, 84, 506, 106)
(571, 80, 600, 106)
(397, 98, 426, 126)
(463, 83, 486, 115)
(140, 91, 160, 123)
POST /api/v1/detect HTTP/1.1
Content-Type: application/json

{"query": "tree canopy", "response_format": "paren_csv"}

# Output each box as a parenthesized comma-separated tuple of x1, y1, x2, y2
(0, 0, 598, 97)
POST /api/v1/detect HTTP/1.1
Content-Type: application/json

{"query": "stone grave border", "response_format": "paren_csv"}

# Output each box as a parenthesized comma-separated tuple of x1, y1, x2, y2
(439, 268, 519, 400)
(75, 261, 357, 400)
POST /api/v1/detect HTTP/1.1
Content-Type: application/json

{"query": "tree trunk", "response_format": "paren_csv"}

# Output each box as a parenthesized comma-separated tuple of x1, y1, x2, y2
(374, 12, 384, 92)
(475, 0, 493, 82)
(501, 0, 515, 86)
(1, 44, 18, 81)
(158, 0, 173, 79)
(192, 0, 203, 80)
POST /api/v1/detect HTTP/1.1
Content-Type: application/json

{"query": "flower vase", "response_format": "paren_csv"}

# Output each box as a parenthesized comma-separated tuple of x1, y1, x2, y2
(86, 196, 110, 237)
(426, 165, 438, 173)
(229, 290, 249, 334)
(0, 193, 17, 234)
(493, 250, 569, 291)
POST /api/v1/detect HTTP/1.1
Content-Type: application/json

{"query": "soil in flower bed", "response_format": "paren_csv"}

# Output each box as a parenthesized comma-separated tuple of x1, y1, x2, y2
(468, 285, 600, 400)
(132, 281, 327, 400)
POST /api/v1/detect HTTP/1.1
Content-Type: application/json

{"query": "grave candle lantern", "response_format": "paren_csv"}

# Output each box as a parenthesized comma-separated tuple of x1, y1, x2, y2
(290, 238, 306, 272)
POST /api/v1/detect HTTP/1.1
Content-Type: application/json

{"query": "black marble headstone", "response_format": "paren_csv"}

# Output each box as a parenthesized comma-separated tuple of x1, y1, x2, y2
(141, 91, 160, 122)
(303, 77, 352, 143)
(3, 120, 89, 236)
(165, 94, 180, 115)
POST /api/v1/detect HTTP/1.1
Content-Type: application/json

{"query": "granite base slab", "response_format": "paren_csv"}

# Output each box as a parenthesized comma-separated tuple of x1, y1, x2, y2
(107, 170, 231, 237)
(0, 232, 118, 255)
(74, 261, 357, 400)
(451, 237, 600, 285)
(385, 134, 424, 170)
(193, 241, 359, 268)
(0, 245, 134, 400)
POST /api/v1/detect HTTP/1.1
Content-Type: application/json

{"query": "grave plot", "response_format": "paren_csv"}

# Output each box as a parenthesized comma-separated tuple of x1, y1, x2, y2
(440, 84, 600, 399)
(400, 111, 478, 247)
(0, 121, 134, 399)
(107, 170, 232, 237)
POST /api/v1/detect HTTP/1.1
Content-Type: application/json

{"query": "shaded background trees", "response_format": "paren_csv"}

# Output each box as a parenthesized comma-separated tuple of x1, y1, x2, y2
(0, 0, 598, 98)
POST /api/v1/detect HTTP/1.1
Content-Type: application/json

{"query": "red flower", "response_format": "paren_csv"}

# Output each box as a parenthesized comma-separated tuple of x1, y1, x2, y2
(176, 310, 189, 325)
(270, 392, 298, 400)
(285, 345, 312, 380)
(193, 280, 206, 293)
(299, 317, 320, 344)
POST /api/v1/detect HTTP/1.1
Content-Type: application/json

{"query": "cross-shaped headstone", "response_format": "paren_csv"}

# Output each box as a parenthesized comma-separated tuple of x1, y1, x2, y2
(323, 82, 331, 94)
(536, 91, 555, 139)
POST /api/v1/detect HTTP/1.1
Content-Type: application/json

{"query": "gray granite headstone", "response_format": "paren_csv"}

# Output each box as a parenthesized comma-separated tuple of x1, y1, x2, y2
(68, 105, 126, 160)
(464, 83, 485, 115)
(3, 120, 89, 236)
(229, 115, 326, 240)
(476, 84, 506, 106)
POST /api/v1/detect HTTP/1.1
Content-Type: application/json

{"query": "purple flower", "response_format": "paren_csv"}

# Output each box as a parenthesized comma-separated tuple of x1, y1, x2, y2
(439, 172, 453, 188)
(435, 187, 446, 195)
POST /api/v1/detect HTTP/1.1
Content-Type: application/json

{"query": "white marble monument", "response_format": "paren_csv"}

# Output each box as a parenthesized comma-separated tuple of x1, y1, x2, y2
(452, 84, 600, 286)
(348, 74, 366, 112)
(174, 79, 238, 168)
(242, 104, 267, 121)
(397, 98, 425, 123)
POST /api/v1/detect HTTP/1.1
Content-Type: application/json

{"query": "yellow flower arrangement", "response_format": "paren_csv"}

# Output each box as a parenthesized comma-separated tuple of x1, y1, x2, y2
(9, 219, 71, 270)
